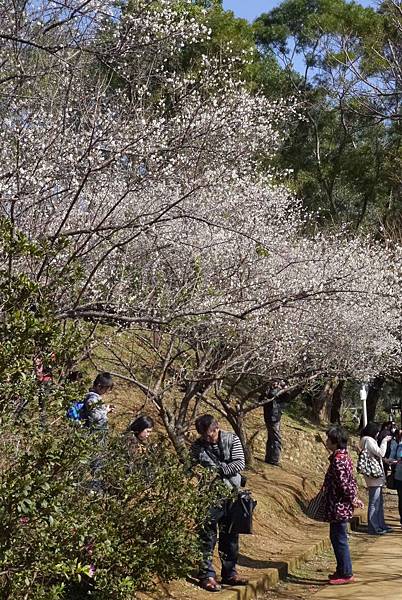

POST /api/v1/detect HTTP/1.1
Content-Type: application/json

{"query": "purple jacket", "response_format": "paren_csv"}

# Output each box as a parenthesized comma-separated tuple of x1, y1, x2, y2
(323, 449, 357, 522)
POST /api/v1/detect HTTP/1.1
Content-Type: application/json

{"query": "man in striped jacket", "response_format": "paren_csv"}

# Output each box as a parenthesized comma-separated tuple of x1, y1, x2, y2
(192, 414, 249, 592)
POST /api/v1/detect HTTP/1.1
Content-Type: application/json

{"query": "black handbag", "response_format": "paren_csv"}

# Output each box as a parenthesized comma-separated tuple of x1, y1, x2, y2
(306, 488, 326, 522)
(386, 465, 396, 490)
(228, 490, 257, 534)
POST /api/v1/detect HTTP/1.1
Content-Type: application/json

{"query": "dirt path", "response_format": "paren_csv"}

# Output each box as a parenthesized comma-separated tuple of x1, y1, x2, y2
(261, 499, 402, 600)
(314, 516, 402, 600)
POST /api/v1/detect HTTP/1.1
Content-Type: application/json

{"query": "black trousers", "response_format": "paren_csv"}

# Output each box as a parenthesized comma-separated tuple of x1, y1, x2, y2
(198, 500, 239, 580)
(265, 420, 282, 465)
(396, 480, 402, 524)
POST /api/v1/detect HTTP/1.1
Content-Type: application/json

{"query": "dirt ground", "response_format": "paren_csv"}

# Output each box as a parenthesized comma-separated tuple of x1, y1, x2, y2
(260, 546, 340, 600)
(135, 413, 367, 600)
(260, 492, 398, 600)
(107, 380, 367, 600)
(259, 534, 368, 600)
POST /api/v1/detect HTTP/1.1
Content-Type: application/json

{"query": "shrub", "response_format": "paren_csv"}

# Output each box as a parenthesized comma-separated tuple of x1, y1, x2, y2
(0, 219, 218, 599)
(0, 423, 217, 599)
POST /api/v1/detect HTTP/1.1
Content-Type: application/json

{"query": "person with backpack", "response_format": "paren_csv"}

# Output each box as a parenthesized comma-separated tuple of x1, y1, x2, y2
(83, 373, 114, 488)
(84, 372, 114, 430)
(67, 372, 114, 429)
(191, 414, 249, 593)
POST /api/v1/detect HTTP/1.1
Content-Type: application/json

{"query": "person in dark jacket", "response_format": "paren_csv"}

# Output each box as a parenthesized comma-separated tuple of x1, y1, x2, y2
(263, 381, 287, 466)
(192, 414, 249, 592)
(380, 421, 397, 474)
(323, 426, 363, 586)
(377, 421, 393, 445)
(388, 429, 402, 524)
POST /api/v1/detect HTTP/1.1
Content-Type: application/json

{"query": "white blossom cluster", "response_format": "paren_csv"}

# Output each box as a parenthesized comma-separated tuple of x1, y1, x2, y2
(0, 0, 401, 384)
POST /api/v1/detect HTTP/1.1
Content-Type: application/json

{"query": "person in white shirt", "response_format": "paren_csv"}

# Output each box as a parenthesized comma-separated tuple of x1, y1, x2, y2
(360, 422, 395, 535)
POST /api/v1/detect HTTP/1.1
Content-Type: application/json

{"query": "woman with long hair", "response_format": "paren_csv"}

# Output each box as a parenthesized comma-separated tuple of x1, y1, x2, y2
(360, 422, 393, 535)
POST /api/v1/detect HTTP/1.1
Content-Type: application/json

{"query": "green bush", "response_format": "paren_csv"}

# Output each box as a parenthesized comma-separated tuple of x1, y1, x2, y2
(0, 216, 84, 419)
(0, 423, 217, 599)
(0, 220, 218, 599)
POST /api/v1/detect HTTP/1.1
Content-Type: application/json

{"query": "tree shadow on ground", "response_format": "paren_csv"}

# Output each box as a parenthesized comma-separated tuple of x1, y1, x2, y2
(238, 554, 328, 586)
(238, 554, 290, 574)
(285, 573, 327, 586)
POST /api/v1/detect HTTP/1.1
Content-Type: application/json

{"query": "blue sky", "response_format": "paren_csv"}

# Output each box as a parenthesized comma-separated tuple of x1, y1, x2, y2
(223, 0, 376, 22)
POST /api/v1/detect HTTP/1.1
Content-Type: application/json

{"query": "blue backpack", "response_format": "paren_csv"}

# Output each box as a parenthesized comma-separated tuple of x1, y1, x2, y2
(66, 396, 88, 423)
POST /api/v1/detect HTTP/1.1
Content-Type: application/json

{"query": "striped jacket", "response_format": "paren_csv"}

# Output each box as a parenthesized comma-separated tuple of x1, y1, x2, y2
(191, 430, 245, 489)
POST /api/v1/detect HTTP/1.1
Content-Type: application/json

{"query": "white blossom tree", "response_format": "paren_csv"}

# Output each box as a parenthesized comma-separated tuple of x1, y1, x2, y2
(0, 0, 290, 322)
(1, 0, 401, 450)
(92, 180, 402, 456)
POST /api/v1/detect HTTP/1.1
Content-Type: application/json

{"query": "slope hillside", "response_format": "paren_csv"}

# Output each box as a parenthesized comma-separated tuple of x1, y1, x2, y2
(105, 379, 363, 599)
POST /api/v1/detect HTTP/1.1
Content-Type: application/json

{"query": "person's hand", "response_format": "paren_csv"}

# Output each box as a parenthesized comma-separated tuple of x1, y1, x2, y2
(106, 404, 115, 414)
(384, 435, 392, 442)
(353, 498, 364, 509)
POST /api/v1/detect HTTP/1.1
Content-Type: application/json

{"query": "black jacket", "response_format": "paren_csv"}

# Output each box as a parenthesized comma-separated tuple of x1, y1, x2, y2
(263, 399, 282, 424)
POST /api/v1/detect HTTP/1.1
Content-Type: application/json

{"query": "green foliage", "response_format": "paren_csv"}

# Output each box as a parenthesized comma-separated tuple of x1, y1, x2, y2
(0, 217, 219, 599)
(0, 425, 217, 599)
(254, 0, 401, 228)
(254, 0, 381, 59)
(0, 220, 83, 418)
(194, 2, 292, 96)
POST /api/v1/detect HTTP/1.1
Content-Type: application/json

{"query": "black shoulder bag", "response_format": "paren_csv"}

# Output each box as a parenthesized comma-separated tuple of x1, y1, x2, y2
(228, 489, 257, 534)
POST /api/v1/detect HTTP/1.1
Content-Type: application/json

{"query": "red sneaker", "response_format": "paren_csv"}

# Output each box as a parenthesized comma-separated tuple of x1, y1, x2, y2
(328, 576, 354, 585)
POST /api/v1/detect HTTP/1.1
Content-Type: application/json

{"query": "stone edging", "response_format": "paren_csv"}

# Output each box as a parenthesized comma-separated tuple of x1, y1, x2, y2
(350, 514, 364, 531)
(218, 514, 365, 600)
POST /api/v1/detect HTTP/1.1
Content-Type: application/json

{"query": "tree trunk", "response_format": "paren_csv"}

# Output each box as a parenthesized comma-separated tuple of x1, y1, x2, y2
(367, 377, 385, 423)
(330, 380, 344, 424)
(159, 409, 188, 462)
(227, 412, 253, 468)
(311, 378, 339, 424)
(358, 377, 385, 429)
